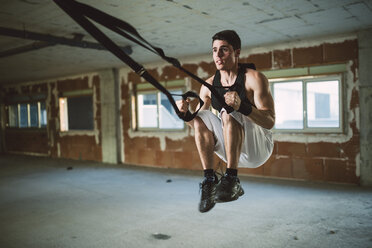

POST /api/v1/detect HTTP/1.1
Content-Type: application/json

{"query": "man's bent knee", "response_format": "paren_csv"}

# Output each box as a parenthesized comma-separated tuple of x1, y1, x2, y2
(193, 116, 208, 131)
(221, 112, 239, 126)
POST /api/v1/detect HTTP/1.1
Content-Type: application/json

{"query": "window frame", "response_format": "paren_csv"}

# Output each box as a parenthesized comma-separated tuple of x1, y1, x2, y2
(6, 101, 47, 129)
(132, 80, 186, 132)
(59, 91, 95, 132)
(270, 74, 344, 133)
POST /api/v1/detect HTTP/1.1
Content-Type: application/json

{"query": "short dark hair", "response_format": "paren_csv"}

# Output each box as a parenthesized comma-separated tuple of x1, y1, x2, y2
(212, 30, 241, 50)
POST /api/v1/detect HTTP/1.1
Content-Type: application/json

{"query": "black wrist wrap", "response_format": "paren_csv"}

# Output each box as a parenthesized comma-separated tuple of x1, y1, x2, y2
(238, 99, 252, 116)
(182, 111, 193, 122)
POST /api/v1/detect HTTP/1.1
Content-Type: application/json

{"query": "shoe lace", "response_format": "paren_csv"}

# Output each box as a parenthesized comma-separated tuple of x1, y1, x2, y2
(219, 174, 238, 191)
(219, 175, 230, 190)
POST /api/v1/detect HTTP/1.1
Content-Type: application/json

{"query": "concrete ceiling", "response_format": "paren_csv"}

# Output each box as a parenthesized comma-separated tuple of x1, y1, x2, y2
(0, 0, 371, 86)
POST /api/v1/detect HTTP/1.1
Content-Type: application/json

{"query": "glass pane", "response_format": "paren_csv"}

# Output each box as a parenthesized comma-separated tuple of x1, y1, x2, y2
(19, 103, 28, 128)
(67, 96, 94, 130)
(138, 93, 157, 128)
(159, 90, 184, 129)
(59, 98, 68, 131)
(307, 80, 339, 128)
(40, 102, 47, 127)
(274, 81, 303, 129)
(8, 104, 18, 127)
(29, 103, 38, 127)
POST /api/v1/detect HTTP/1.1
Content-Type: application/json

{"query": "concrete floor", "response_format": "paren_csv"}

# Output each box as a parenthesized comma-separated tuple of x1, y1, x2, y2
(0, 155, 372, 248)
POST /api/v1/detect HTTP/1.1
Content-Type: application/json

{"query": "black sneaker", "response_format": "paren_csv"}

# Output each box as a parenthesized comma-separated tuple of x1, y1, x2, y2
(215, 174, 244, 203)
(199, 177, 217, 213)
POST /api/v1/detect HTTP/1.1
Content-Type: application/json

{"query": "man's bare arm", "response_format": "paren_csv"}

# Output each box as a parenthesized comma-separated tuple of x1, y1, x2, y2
(246, 71, 275, 129)
(198, 77, 213, 111)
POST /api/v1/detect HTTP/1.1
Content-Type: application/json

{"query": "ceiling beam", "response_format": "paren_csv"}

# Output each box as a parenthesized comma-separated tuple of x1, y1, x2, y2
(0, 41, 55, 58)
(0, 26, 132, 55)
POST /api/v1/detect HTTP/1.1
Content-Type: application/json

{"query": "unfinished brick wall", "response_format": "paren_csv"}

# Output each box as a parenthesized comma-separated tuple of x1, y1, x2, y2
(2, 74, 102, 162)
(4, 129, 49, 154)
(51, 75, 102, 161)
(1, 37, 360, 184)
(122, 66, 204, 170)
(240, 39, 360, 184)
(123, 38, 360, 184)
(2, 83, 49, 155)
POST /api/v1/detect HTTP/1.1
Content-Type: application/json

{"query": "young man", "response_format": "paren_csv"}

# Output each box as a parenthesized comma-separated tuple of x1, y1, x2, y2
(177, 30, 275, 213)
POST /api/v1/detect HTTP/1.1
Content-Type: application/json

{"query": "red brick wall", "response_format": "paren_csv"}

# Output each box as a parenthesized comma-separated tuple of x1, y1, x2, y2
(51, 75, 102, 161)
(3, 83, 49, 155)
(122, 66, 205, 170)
(1, 38, 359, 184)
(123, 39, 360, 184)
(240, 39, 360, 184)
(4, 129, 49, 154)
(3, 75, 102, 162)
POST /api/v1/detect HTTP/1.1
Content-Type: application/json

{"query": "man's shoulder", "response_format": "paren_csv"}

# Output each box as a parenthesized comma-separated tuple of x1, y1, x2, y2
(244, 69, 268, 87)
(244, 67, 260, 78)
(205, 75, 215, 84)
(200, 76, 213, 96)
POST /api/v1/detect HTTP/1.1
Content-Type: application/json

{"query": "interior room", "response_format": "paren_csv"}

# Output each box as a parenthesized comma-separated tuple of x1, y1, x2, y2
(0, 0, 371, 247)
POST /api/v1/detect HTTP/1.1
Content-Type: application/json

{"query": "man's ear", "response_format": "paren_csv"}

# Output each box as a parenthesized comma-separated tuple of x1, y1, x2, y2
(235, 49, 241, 58)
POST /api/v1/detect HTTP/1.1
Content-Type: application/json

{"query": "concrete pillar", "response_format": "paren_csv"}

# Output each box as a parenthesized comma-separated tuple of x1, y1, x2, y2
(358, 28, 372, 186)
(113, 68, 123, 164)
(0, 103, 4, 154)
(0, 88, 5, 154)
(99, 69, 122, 164)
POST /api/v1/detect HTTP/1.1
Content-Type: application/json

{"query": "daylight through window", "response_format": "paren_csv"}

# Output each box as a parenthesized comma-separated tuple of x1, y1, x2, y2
(136, 89, 184, 130)
(7, 102, 47, 128)
(271, 76, 342, 132)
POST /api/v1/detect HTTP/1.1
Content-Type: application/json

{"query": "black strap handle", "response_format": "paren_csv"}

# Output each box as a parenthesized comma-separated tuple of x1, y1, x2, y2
(172, 91, 205, 121)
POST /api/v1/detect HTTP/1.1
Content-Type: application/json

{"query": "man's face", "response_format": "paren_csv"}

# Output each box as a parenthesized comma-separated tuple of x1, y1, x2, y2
(212, 39, 240, 70)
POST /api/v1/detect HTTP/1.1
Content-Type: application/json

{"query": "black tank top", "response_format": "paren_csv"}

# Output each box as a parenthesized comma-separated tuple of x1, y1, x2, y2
(211, 63, 255, 112)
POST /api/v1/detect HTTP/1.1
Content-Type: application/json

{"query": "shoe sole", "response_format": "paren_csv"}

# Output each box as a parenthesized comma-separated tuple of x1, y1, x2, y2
(199, 202, 216, 213)
(215, 187, 244, 203)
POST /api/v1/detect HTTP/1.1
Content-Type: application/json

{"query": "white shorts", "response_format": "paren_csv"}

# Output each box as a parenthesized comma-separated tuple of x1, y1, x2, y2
(197, 109, 274, 168)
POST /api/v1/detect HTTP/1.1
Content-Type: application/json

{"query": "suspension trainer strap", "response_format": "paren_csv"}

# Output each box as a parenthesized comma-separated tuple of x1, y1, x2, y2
(53, 0, 234, 122)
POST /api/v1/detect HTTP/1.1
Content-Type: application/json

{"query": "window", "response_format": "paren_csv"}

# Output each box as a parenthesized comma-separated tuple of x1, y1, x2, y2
(59, 95, 94, 131)
(307, 81, 340, 128)
(19, 103, 28, 128)
(273, 81, 303, 129)
(136, 89, 185, 131)
(29, 103, 39, 127)
(271, 76, 342, 132)
(8, 104, 18, 127)
(7, 101, 47, 128)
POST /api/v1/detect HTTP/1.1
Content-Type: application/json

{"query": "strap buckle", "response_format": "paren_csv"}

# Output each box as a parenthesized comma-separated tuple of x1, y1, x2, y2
(136, 67, 146, 76)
